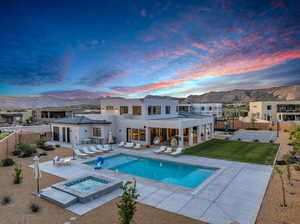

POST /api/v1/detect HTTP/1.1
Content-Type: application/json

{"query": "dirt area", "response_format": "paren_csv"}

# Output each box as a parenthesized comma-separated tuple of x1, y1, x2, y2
(256, 132, 300, 224)
(0, 147, 206, 224)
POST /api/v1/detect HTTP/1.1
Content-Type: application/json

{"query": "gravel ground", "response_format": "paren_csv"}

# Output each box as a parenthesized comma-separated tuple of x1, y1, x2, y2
(0, 147, 206, 224)
(256, 132, 300, 224)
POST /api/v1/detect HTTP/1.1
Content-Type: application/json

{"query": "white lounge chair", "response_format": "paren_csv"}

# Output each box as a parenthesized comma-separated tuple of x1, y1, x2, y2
(95, 144, 104, 150)
(170, 147, 184, 157)
(124, 142, 134, 148)
(134, 143, 141, 149)
(163, 147, 173, 154)
(61, 158, 72, 165)
(80, 146, 97, 156)
(154, 146, 166, 154)
(102, 144, 112, 152)
(53, 156, 64, 166)
(118, 141, 125, 147)
(74, 149, 88, 158)
(88, 145, 103, 154)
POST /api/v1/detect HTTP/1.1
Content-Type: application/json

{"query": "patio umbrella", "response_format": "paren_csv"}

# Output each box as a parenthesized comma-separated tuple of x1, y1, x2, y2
(33, 156, 42, 195)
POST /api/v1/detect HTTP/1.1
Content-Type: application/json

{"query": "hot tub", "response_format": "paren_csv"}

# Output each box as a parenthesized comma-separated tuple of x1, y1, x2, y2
(52, 174, 122, 203)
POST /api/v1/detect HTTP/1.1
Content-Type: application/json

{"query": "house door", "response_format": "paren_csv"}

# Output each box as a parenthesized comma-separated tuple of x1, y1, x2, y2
(67, 128, 71, 143)
(53, 127, 60, 141)
(127, 128, 132, 142)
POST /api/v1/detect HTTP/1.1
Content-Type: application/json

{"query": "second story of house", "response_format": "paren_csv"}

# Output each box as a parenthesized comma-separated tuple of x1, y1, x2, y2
(100, 96, 180, 119)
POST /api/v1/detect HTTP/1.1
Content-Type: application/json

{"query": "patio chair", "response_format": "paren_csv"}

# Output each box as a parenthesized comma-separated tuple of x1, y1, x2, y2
(154, 146, 166, 154)
(118, 141, 125, 147)
(88, 145, 103, 154)
(95, 144, 104, 150)
(170, 147, 184, 157)
(134, 143, 141, 149)
(74, 149, 89, 159)
(79, 146, 96, 156)
(124, 142, 134, 148)
(62, 158, 72, 165)
(53, 156, 64, 166)
(163, 147, 173, 154)
(102, 144, 112, 152)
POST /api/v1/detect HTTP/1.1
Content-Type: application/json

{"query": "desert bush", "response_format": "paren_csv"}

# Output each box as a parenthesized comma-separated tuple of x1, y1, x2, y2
(18, 144, 37, 157)
(13, 164, 23, 184)
(1, 196, 11, 205)
(12, 150, 22, 156)
(36, 139, 46, 148)
(30, 203, 41, 213)
(1, 158, 14, 167)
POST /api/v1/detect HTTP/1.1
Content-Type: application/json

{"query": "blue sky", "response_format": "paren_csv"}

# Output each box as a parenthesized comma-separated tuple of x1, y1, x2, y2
(0, 0, 299, 98)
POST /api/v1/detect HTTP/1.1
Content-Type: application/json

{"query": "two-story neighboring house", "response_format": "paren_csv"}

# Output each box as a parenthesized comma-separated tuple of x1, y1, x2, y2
(249, 101, 300, 123)
(97, 96, 214, 147)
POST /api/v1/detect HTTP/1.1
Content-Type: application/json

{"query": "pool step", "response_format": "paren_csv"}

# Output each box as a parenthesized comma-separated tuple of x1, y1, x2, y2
(40, 187, 78, 208)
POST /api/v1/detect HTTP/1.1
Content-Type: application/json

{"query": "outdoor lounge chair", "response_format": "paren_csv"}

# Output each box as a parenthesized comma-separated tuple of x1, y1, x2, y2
(163, 147, 173, 154)
(74, 149, 89, 158)
(170, 147, 184, 157)
(62, 158, 72, 165)
(80, 146, 97, 156)
(88, 145, 103, 154)
(124, 142, 134, 148)
(53, 156, 64, 166)
(102, 144, 112, 152)
(154, 146, 166, 154)
(134, 143, 141, 149)
(118, 141, 125, 147)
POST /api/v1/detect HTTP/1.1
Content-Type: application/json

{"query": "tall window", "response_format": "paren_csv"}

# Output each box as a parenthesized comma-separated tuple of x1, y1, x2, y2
(62, 127, 66, 142)
(120, 106, 128, 115)
(132, 106, 142, 115)
(53, 127, 60, 141)
(165, 105, 171, 114)
(132, 129, 139, 140)
(93, 128, 101, 137)
(41, 111, 48, 118)
(106, 106, 114, 110)
(148, 106, 161, 115)
(209, 107, 212, 111)
(267, 105, 272, 110)
(201, 107, 205, 111)
(139, 129, 145, 141)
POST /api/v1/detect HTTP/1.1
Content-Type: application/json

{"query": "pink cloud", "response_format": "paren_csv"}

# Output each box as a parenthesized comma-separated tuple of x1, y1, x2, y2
(112, 79, 186, 94)
(42, 90, 119, 99)
(191, 41, 214, 53)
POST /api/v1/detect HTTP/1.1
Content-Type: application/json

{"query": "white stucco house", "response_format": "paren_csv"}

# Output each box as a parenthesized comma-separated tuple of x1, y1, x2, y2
(50, 96, 215, 148)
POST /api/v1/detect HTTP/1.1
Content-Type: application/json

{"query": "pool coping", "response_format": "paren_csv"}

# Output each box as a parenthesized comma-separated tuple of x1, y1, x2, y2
(81, 151, 225, 194)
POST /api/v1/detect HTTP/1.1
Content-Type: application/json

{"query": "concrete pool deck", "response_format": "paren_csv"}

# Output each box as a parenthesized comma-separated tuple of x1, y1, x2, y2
(32, 146, 273, 224)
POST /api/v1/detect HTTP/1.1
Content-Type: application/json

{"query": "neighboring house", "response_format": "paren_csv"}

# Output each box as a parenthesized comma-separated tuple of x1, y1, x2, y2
(50, 116, 112, 145)
(249, 101, 300, 122)
(192, 103, 223, 119)
(32, 107, 81, 122)
(0, 110, 33, 125)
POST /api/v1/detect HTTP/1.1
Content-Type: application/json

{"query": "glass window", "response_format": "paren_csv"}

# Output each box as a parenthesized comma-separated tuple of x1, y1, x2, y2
(53, 126, 59, 141)
(165, 105, 171, 114)
(201, 107, 205, 111)
(93, 128, 101, 137)
(148, 106, 161, 115)
(106, 106, 114, 110)
(139, 129, 145, 141)
(267, 105, 272, 110)
(120, 106, 128, 115)
(209, 107, 212, 111)
(132, 129, 139, 140)
(132, 106, 142, 115)
(41, 111, 48, 118)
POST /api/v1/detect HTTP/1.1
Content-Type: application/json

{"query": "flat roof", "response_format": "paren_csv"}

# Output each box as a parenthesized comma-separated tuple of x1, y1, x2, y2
(50, 116, 111, 125)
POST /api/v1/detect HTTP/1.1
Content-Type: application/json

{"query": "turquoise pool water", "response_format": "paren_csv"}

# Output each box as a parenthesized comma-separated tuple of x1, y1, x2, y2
(65, 176, 108, 193)
(85, 154, 216, 188)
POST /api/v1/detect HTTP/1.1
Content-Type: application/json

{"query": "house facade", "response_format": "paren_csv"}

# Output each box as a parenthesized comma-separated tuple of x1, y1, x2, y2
(50, 96, 215, 148)
(249, 101, 300, 122)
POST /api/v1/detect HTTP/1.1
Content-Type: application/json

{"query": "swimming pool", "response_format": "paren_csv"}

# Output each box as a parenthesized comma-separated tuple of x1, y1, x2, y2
(85, 154, 216, 188)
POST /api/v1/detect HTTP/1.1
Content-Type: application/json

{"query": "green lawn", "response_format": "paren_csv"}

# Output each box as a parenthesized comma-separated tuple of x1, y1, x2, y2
(183, 139, 279, 165)
(0, 132, 10, 140)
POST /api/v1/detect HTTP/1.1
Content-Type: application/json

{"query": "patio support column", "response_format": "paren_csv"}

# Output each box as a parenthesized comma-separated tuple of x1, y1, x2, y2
(197, 125, 202, 144)
(189, 127, 193, 146)
(178, 128, 184, 147)
(145, 128, 150, 145)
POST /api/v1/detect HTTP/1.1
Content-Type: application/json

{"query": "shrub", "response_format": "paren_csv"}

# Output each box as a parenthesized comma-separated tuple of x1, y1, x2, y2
(117, 180, 140, 224)
(1, 196, 11, 205)
(30, 203, 41, 213)
(238, 138, 241, 141)
(55, 144, 60, 148)
(12, 150, 21, 156)
(18, 144, 37, 157)
(284, 129, 289, 133)
(42, 145, 54, 151)
(1, 158, 15, 167)
(269, 140, 274, 143)
(253, 139, 259, 142)
(13, 164, 23, 184)
(294, 165, 300, 171)
(36, 139, 46, 148)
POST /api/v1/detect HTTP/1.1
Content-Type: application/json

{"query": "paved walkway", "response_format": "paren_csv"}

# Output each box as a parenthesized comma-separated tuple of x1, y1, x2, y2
(33, 147, 273, 224)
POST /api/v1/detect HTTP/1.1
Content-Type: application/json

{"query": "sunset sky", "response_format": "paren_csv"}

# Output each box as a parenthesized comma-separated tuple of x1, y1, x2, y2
(0, 0, 299, 98)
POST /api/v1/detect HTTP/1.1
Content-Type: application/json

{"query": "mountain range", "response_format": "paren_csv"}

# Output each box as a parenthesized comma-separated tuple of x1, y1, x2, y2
(0, 84, 299, 109)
